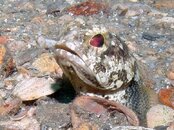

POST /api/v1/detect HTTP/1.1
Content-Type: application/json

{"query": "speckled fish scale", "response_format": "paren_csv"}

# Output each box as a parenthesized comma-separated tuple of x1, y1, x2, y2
(55, 21, 157, 126)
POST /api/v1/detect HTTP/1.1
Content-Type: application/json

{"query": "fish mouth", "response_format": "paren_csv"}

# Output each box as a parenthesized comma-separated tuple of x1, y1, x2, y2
(55, 44, 100, 88)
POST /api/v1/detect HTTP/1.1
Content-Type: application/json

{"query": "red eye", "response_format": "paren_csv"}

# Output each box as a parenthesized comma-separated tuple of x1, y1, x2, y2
(90, 34, 104, 47)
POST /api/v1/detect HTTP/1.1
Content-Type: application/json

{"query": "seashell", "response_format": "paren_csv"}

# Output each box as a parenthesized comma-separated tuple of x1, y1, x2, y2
(12, 77, 60, 101)
(71, 96, 139, 129)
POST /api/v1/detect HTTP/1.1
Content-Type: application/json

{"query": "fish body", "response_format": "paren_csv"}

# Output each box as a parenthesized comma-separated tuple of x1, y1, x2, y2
(55, 21, 158, 125)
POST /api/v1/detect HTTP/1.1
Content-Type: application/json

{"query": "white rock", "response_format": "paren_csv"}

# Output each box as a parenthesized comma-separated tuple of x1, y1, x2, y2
(147, 104, 174, 128)
(129, 0, 138, 2)
(111, 126, 154, 130)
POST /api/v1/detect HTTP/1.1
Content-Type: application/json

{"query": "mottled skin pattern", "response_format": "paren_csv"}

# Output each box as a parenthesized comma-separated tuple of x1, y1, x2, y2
(55, 22, 157, 125)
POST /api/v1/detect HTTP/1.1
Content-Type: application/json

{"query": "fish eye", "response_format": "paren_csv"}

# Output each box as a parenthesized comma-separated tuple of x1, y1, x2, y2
(90, 34, 104, 47)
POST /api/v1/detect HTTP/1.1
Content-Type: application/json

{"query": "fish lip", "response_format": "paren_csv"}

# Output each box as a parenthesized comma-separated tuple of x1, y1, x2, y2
(55, 44, 79, 57)
(55, 45, 100, 88)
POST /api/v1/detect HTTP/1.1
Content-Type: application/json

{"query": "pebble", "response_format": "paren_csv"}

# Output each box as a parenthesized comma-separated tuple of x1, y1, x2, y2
(32, 53, 62, 75)
(37, 36, 57, 48)
(111, 126, 154, 130)
(0, 98, 22, 116)
(14, 48, 43, 66)
(0, 45, 6, 65)
(115, 3, 149, 17)
(66, 0, 76, 5)
(0, 117, 40, 130)
(155, 17, 174, 29)
(167, 122, 174, 130)
(129, 0, 138, 2)
(58, 14, 73, 25)
(147, 104, 174, 128)
(7, 40, 28, 53)
(167, 61, 174, 80)
(4, 79, 15, 90)
(36, 103, 71, 129)
(154, 0, 174, 9)
(0, 36, 8, 45)
(158, 17, 174, 24)
(142, 32, 162, 41)
(0, 90, 6, 99)
(158, 87, 174, 109)
(65, 1, 107, 16)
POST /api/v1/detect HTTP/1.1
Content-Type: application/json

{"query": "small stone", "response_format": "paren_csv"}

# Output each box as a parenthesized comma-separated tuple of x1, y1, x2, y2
(58, 14, 73, 25)
(147, 104, 174, 128)
(129, 0, 138, 2)
(37, 36, 58, 48)
(142, 32, 162, 41)
(0, 90, 6, 99)
(111, 126, 154, 130)
(7, 40, 28, 53)
(166, 62, 174, 80)
(66, 1, 107, 16)
(1, 57, 16, 77)
(158, 87, 174, 109)
(36, 103, 71, 129)
(0, 45, 6, 64)
(31, 16, 44, 24)
(17, 67, 30, 77)
(0, 36, 8, 45)
(0, 117, 40, 130)
(15, 48, 43, 66)
(4, 79, 15, 90)
(126, 10, 141, 17)
(0, 98, 22, 116)
(158, 17, 174, 24)
(66, 0, 76, 5)
(154, 0, 174, 9)
(155, 17, 174, 29)
(167, 122, 174, 130)
(32, 53, 62, 76)
(167, 71, 174, 80)
(116, 3, 147, 17)
(127, 41, 137, 52)
(76, 122, 99, 130)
